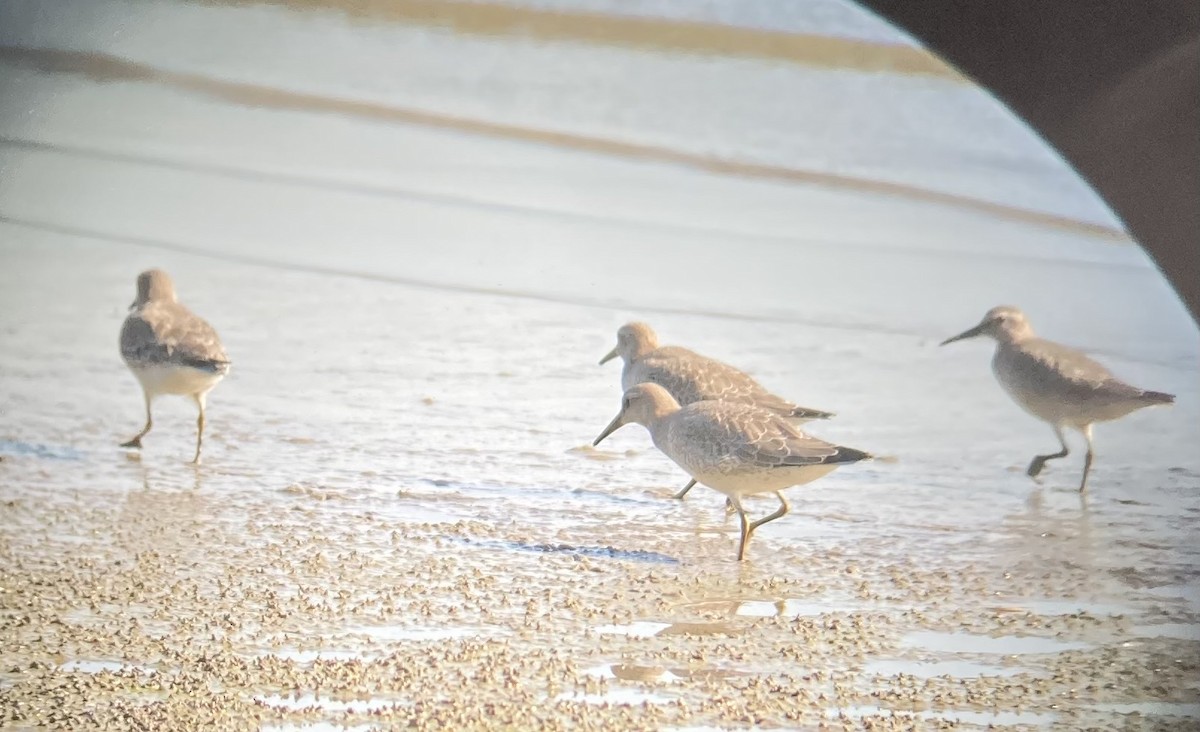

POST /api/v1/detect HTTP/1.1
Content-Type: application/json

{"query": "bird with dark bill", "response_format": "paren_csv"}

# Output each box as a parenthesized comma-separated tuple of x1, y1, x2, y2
(594, 383, 871, 561)
(600, 322, 833, 500)
(941, 305, 1174, 491)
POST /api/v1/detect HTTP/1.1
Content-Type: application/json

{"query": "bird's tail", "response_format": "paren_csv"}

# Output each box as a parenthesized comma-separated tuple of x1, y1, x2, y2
(793, 406, 835, 420)
(182, 357, 232, 375)
(832, 446, 873, 464)
(1140, 390, 1175, 405)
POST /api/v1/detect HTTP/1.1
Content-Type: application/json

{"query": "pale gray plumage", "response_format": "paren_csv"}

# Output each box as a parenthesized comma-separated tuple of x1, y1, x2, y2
(593, 383, 871, 560)
(941, 305, 1174, 491)
(600, 322, 833, 499)
(120, 269, 230, 463)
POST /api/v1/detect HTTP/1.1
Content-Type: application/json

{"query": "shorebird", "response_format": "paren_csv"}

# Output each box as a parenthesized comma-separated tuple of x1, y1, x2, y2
(941, 305, 1174, 491)
(600, 322, 833, 499)
(119, 269, 231, 463)
(593, 383, 871, 560)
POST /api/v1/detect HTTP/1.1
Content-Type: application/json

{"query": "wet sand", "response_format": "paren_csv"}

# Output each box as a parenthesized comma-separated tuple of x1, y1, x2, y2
(4, 480, 1198, 730)
(1, 239, 1198, 730)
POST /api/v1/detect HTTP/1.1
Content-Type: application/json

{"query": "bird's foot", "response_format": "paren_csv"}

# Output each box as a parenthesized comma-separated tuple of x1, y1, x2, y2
(120, 437, 143, 449)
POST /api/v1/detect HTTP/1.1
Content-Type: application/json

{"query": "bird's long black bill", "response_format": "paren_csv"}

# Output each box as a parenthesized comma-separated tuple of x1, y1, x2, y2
(939, 323, 985, 346)
(593, 414, 625, 446)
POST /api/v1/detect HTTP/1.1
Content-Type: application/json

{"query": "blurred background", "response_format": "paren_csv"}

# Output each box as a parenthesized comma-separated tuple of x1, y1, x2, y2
(0, 1, 1197, 726)
(3, 0, 1188, 338)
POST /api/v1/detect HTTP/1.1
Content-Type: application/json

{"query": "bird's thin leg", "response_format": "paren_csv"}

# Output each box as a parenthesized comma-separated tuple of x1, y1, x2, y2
(672, 479, 697, 499)
(1027, 425, 1069, 479)
(747, 491, 791, 536)
(1078, 424, 1095, 493)
(729, 495, 752, 561)
(191, 393, 206, 465)
(121, 390, 153, 448)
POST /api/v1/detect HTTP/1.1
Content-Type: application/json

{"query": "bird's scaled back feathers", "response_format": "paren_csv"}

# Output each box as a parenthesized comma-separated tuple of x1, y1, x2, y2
(996, 337, 1173, 409)
(121, 300, 230, 373)
(628, 347, 834, 420)
(663, 400, 868, 476)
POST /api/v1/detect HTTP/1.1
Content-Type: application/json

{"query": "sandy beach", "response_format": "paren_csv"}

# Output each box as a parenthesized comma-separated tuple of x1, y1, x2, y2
(1, 0, 1198, 729)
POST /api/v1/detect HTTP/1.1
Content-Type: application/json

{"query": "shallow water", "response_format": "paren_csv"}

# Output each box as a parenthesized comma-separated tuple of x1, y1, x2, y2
(1, 0, 1198, 729)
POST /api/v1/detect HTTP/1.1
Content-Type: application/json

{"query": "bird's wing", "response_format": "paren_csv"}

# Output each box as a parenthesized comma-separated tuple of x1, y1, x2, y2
(749, 390, 834, 420)
(1018, 339, 1142, 399)
(122, 302, 229, 370)
(637, 349, 767, 403)
(673, 402, 848, 472)
(639, 349, 831, 419)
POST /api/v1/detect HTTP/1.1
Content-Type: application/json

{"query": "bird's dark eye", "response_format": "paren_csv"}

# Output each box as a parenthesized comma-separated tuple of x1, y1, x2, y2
(622, 398, 630, 410)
